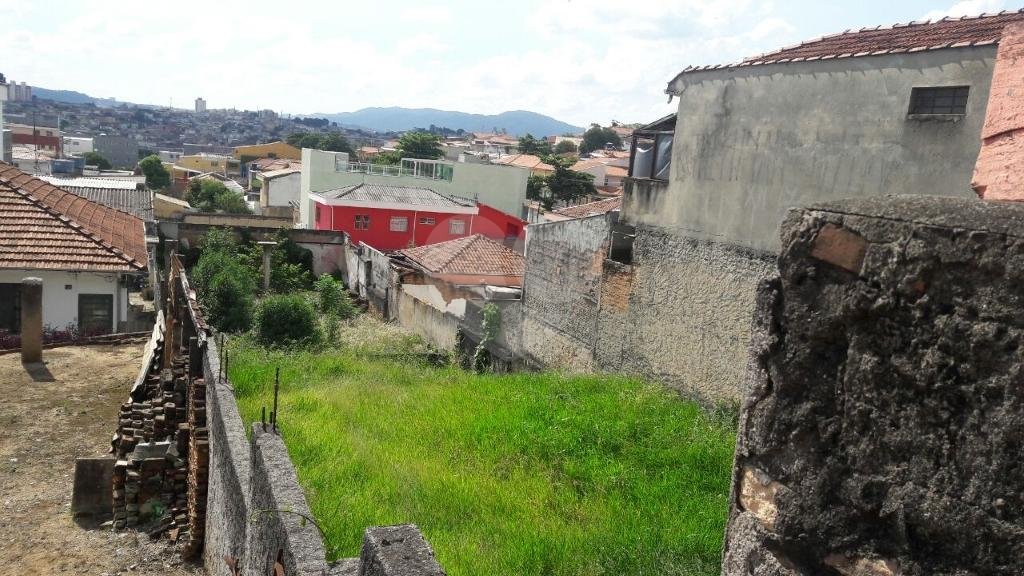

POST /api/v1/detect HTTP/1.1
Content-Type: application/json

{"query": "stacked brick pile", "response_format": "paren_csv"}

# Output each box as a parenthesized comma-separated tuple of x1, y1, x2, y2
(182, 376, 208, 558)
(112, 346, 207, 549)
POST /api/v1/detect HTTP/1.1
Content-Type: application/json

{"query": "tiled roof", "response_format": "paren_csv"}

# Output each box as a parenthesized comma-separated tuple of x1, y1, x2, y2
(259, 168, 301, 179)
(491, 154, 554, 172)
(673, 10, 1024, 78)
(397, 234, 524, 278)
(0, 162, 147, 272)
(316, 183, 475, 208)
(553, 196, 622, 219)
(39, 176, 153, 220)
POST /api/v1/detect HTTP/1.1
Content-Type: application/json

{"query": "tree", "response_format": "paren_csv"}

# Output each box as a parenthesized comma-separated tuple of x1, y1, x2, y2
(553, 140, 578, 155)
(285, 132, 354, 155)
(188, 179, 251, 214)
(83, 151, 112, 170)
(539, 155, 596, 210)
(139, 155, 170, 189)
(579, 124, 623, 154)
(518, 133, 551, 156)
(397, 131, 443, 159)
(526, 174, 547, 202)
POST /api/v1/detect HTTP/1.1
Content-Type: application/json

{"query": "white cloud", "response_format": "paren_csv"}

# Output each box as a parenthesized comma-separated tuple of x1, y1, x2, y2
(399, 5, 453, 25)
(922, 0, 1005, 21)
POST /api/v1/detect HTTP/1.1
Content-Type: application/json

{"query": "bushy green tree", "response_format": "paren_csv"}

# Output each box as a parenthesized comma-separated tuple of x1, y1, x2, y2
(314, 274, 355, 319)
(286, 132, 354, 155)
(553, 140, 578, 154)
(139, 155, 170, 189)
(517, 133, 551, 156)
(206, 270, 255, 333)
(83, 151, 112, 170)
(397, 131, 443, 159)
(579, 124, 623, 154)
(188, 179, 251, 214)
(255, 294, 319, 346)
(537, 155, 596, 210)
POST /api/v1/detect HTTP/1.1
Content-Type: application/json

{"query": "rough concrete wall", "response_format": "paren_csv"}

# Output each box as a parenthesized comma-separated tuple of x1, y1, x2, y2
(596, 225, 774, 403)
(398, 290, 459, 350)
(722, 196, 1024, 575)
(520, 214, 610, 368)
(203, 336, 252, 576)
(461, 299, 524, 359)
(245, 424, 329, 576)
(972, 22, 1024, 201)
(654, 48, 993, 253)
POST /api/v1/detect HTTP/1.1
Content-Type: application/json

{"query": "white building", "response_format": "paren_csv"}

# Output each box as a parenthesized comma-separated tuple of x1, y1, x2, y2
(0, 163, 148, 334)
(195, 97, 207, 113)
(63, 136, 94, 155)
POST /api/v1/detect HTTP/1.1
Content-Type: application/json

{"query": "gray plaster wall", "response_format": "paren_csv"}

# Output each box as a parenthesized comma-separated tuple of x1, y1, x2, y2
(203, 336, 252, 576)
(520, 214, 611, 368)
(636, 47, 996, 252)
(722, 196, 1024, 575)
(595, 225, 775, 403)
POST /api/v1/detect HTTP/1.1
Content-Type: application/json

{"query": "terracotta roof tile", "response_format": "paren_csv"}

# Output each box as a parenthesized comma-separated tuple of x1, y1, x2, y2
(397, 234, 524, 278)
(0, 162, 147, 272)
(673, 10, 1024, 79)
(552, 196, 622, 219)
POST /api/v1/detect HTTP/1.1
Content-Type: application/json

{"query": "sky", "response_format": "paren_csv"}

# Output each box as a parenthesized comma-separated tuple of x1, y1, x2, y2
(0, 0, 1011, 127)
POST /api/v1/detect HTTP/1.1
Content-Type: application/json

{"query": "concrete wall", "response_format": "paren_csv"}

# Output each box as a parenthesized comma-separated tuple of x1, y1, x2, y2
(640, 47, 995, 252)
(302, 148, 529, 222)
(93, 135, 139, 170)
(265, 172, 300, 207)
(722, 196, 1024, 575)
(0, 269, 130, 333)
(594, 225, 775, 403)
(520, 214, 610, 369)
(397, 289, 460, 350)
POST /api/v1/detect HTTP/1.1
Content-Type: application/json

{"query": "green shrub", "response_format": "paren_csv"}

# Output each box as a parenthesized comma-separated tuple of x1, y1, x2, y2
(206, 271, 254, 332)
(314, 274, 355, 319)
(256, 294, 319, 346)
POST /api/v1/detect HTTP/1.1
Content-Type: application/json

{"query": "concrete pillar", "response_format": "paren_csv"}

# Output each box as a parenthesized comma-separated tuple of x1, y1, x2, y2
(20, 277, 43, 363)
(257, 241, 277, 291)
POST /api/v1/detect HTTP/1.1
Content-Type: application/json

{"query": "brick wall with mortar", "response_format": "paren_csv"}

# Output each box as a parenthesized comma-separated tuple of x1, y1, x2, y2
(520, 214, 611, 368)
(722, 196, 1024, 574)
(973, 21, 1024, 201)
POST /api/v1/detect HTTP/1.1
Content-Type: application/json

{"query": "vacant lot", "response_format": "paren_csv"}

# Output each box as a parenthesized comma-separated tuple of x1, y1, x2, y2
(228, 322, 735, 576)
(0, 344, 202, 575)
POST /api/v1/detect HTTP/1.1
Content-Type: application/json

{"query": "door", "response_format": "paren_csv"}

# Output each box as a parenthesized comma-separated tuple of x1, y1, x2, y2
(78, 294, 113, 335)
(0, 283, 21, 333)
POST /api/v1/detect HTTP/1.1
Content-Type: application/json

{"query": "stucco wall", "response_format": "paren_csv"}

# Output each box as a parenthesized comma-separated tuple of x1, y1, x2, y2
(638, 47, 995, 252)
(266, 172, 301, 207)
(0, 269, 129, 332)
(595, 226, 774, 403)
(520, 214, 610, 368)
(397, 290, 460, 350)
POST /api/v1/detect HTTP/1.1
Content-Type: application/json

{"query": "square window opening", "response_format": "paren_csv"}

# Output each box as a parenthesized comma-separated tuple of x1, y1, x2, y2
(449, 219, 466, 235)
(909, 86, 969, 116)
(390, 216, 408, 232)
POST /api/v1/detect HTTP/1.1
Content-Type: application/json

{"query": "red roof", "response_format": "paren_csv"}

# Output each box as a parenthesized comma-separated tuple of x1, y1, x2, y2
(0, 162, 147, 272)
(675, 10, 1024, 76)
(397, 234, 524, 278)
(553, 196, 622, 219)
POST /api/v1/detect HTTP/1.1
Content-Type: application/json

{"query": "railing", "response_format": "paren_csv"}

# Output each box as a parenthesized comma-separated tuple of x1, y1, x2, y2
(334, 157, 455, 182)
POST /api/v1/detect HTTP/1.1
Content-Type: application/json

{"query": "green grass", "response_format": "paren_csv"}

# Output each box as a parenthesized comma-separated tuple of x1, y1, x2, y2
(228, 323, 735, 576)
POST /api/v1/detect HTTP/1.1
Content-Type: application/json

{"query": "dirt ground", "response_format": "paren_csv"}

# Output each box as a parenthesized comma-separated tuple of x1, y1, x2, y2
(0, 344, 204, 575)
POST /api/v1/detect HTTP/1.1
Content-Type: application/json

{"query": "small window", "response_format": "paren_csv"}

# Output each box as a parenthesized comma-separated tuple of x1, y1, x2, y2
(354, 215, 370, 230)
(419, 216, 435, 225)
(449, 219, 466, 235)
(390, 216, 408, 232)
(909, 86, 969, 115)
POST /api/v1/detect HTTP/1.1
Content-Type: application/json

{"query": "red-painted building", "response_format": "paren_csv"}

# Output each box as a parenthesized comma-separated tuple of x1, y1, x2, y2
(311, 183, 526, 251)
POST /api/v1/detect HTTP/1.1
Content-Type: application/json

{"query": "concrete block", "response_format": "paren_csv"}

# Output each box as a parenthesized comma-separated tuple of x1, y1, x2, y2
(72, 457, 115, 524)
(359, 524, 446, 576)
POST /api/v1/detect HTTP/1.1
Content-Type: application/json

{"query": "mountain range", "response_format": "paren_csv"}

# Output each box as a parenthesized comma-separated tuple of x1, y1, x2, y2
(27, 86, 585, 136)
(313, 107, 583, 137)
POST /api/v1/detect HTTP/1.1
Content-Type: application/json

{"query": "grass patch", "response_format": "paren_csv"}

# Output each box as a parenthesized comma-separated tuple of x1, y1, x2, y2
(228, 326, 735, 576)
